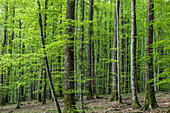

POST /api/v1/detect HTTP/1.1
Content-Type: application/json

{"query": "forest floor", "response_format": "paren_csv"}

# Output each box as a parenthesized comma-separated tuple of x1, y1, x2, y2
(0, 91, 170, 113)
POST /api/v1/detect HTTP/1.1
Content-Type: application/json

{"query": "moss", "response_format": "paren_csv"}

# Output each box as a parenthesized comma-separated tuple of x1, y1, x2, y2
(142, 85, 158, 110)
(132, 100, 141, 107)
(16, 105, 20, 109)
(110, 90, 118, 101)
(63, 93, 77, 113)
(118, 95, 122, 104)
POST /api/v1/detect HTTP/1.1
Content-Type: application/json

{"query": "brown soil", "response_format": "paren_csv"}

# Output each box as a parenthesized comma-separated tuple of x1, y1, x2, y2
(0, 92, 169, 113)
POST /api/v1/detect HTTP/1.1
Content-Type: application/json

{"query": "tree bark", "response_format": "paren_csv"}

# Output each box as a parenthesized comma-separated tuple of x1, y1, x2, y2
(107, 1, 112, 94)
(131, 0, 141, 107)
(63, 0, 76, 112)
(110, 0, 119, 101)
(86, 0, 93, 99)
(79, 0, 85, 112)
(37, 1, 61, 112)
(74, 0, 78, 98)
(0, 1, 8, 105)
(38, 64, 43, 102)
(142, 0, 158, 110)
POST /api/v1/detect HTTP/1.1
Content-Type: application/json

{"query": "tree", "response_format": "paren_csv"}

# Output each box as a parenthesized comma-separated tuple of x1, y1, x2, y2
(130, 0, 141, 107)
(86, 0, 94, 99)
(142, 0, 158, 110)
(79, 0, 85, 112)
(110, 0, 120, 101)
(37, 1, 61, 112)
(63, 0, 76, 112)
(107, 0, 112, 95)
(0, 0, 8, 105)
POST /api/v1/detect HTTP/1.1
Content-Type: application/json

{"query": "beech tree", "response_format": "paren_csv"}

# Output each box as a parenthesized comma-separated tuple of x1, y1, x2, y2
(0, 0, 8, 105)
(110, 0, 120, 102)
(86, 0, 94, 99)
(63, 0, 76, 112)
(79, 0, 85, 112)
(142, 0, 158, 110)
(37, 0, 61, 112)
(130, 0, 141, 107)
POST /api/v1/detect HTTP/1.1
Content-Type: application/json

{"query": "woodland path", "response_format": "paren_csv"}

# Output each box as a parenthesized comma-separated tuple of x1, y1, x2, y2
(1, 92, 169, 113)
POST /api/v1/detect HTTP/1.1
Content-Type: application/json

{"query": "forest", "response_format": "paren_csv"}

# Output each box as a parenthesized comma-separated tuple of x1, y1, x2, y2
(0, 0, 170, 112)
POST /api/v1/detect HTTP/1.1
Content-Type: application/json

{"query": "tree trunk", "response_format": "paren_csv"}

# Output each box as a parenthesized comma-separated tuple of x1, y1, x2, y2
(16, 19, 22, 109)
(131, 0, 141, 107)
(58, 2, 63, 97)
(6, 5, 15, 104)
(38, 64, 43, 102)
(142, 0, 158, 110)
(42, 66, 47, 104)
(37, 1, 61, 112)
(63, 0, 76, 112)
(107, 0, 112, 95)
(120, 1, 125, 94)
(86, 0, 93, 99)
(116, 0, 122, 103)
(74, 0, 78, 98)
(110, 0, 119, 101)
(79, 0, 85, 112)
(0, 0, 8, 106)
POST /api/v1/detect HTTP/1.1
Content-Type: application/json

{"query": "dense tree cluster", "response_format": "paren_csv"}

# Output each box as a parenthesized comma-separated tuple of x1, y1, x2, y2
(0, 0, 169, 112)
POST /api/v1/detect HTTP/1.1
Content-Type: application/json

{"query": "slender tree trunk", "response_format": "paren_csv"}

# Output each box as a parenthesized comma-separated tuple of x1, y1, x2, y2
(107, 1, 112, 94)
(153, 29, 157, 91)
(95, 10, 101, 96)
(79, 0, 85, 112)
(0, 1, 8, 105)
(74, 0, 78, 98)
(157, 26, 162, 91)
(42, 66, 47, 104)
(86, 0, 94, 99)
(142, 0, 158, 110)
(6, 5, 15, 104)
(115, 0, 122, 103)
(110, 0, 119, 101)
(63, 0, 76, 112)
(131, 0, 141, 107)
(58, 2, 63, 97)
(37, 1, 61, 112)
(142, 22, 145, 92)
(120, 1, 125, 94)
(91, 31, 95, 95)
(16, 19, 22, 109)
(42, 0, 48, 104)
(38, 64, 43, 102)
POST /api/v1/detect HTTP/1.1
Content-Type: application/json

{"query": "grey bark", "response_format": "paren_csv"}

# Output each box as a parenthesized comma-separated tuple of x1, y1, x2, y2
(131, 0, 141, 107)
(63, 0, 76, 112)
(142, 0, 158, 110)
(0, 1, 8, 105)
(107, 0, 112, 94)
(74, 0, 78, 98)
(86, 0, 93, 99)
(110, 0, 119, 101)
(79, 0, 85, 112)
